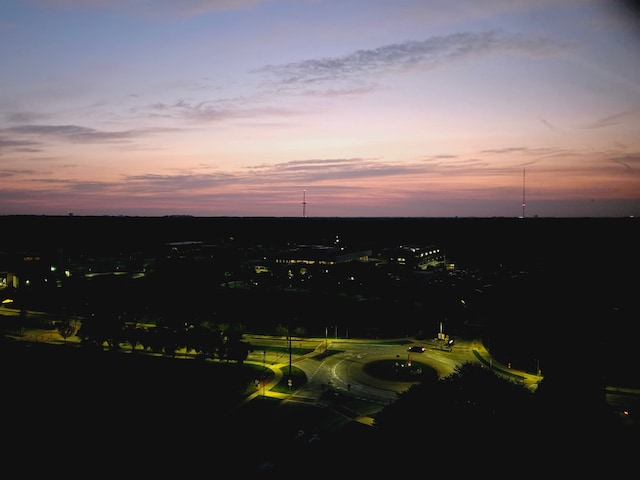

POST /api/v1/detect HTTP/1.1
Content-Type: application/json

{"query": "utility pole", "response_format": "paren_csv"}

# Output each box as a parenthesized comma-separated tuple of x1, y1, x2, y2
(325, 325, 328, 352)
(288, 324, 292, 378)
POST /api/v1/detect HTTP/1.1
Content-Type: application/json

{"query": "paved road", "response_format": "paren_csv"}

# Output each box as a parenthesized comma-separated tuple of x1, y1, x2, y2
(240, 334, 544, 421)
(6, 319, 637, 422)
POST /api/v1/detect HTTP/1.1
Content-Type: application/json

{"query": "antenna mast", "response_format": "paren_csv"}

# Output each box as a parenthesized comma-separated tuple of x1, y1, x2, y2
(521, 168, 526, 218)
(302, 189, 307, 218)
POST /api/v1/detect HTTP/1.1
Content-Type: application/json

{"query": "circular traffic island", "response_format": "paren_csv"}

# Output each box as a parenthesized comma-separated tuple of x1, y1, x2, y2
(364, 359, 438, 383)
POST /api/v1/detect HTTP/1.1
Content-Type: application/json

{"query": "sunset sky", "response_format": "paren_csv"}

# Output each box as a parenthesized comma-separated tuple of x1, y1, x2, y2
(1, 0, 639, 218)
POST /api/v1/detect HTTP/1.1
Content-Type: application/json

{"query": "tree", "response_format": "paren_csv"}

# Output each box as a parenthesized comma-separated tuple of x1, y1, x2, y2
(293, 326, 307, 339)
(371, 361, 536, 468)
(55, 318, 80, 343)
(226, 340, 253, 364)
(77, 312, 124, 350)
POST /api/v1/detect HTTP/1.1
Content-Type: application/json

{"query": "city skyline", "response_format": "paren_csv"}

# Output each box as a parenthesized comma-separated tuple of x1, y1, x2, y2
(1, 1, 639, 218)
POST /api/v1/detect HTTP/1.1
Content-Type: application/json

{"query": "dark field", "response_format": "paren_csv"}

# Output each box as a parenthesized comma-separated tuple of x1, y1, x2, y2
(2, 337, 383, 475)
(3, 215, 638, 382)
(2, 216, 639, 475)
(2, 215, 637, 265)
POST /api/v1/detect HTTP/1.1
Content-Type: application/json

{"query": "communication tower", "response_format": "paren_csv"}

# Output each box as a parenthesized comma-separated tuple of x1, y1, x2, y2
(521, 168, 526, 218)
(302, 189, 307, 218)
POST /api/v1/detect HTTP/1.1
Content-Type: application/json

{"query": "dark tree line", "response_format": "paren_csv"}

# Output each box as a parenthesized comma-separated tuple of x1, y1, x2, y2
(332, 362, 637, 475)
(73, 315, 254, 363)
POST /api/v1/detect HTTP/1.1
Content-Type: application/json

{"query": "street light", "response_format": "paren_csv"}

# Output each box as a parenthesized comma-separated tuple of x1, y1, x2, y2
(325, 325, 328, 352)
(263, 350, 266, 398)
(288, 324, 292, 378)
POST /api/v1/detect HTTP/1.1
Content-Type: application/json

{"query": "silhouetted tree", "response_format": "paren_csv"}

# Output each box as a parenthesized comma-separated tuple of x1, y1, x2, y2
(77, 312, 125, 350)
(55, 318, 80, 343)
(372, 361, 536, 468)
(226, 340, 253, 364)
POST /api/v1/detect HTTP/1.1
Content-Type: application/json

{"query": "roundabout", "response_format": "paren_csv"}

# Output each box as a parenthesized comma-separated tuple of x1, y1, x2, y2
(363, 358, 438, 383)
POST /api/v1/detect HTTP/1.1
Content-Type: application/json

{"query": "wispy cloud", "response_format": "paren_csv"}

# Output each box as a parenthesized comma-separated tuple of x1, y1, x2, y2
(611, 154, 639, 172)
(0, 168, 41, 178)
(139, 31, 566, 123)
(0, 124, 183, 149)
(1, 1, 637, 217)
(0, 138, 42, 153)
(579, 110, 638, 129)
(480, 147, 560, 156)
(255, 32, 564, 89)
(540, 117, 564, 132)
(146, 99, 299, 123)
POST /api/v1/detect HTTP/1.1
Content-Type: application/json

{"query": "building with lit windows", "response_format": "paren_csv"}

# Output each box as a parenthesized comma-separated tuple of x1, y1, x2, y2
(271, 245, 372, 265)
(376, 244, 445, 270)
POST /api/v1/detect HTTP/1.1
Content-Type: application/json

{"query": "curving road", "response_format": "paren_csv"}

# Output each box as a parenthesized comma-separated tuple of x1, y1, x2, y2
(242, 335, 544, 419)
(7, 317, 634, 421)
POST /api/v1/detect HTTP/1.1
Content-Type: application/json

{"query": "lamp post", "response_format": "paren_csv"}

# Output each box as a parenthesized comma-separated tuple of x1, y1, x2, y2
(325, 325, 328, 352)
(288, 324, 292, 378)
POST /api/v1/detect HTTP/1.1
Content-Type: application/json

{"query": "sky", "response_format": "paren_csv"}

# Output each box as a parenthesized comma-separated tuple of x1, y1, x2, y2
(1, 0, 639, 218)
